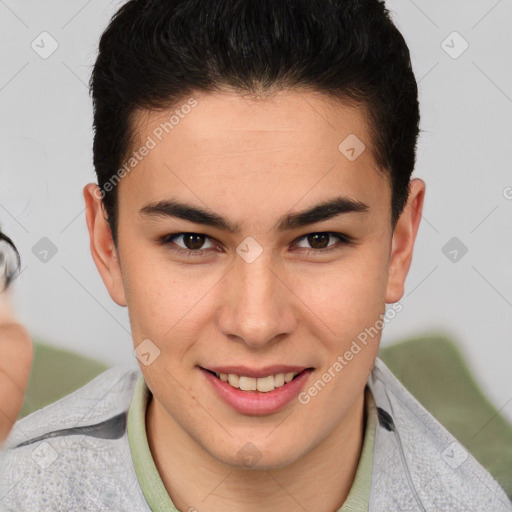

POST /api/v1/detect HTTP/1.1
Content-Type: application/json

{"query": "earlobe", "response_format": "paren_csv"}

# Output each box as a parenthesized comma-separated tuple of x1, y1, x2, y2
(385, 178, 426, 304)
(83, 183, 127, 307)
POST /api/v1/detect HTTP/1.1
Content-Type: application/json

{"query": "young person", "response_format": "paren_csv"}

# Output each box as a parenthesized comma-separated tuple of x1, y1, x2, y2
(0, 229, 32, 443)
(1, 0, 510, 510)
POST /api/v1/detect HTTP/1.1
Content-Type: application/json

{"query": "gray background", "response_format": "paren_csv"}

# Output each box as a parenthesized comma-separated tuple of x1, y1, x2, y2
(0, 0, 511, 422)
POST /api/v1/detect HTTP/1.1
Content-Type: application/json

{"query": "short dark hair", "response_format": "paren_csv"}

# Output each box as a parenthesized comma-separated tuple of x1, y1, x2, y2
(90, 0, 420, 247)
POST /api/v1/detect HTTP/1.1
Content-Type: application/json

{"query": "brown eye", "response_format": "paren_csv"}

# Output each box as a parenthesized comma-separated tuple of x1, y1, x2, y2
(295, 232, 351, 252)
(294, 231, 356, 256)
(181, 233, 207, 250)
(306, 233, 331, 249)
(160, 232, 217, 254)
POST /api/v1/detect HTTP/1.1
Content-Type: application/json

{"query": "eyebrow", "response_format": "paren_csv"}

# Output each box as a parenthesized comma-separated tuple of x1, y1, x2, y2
(139, 196, 369, 234)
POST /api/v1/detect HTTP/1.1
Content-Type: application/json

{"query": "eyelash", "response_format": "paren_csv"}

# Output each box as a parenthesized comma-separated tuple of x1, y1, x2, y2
(158, 232, 354, 257)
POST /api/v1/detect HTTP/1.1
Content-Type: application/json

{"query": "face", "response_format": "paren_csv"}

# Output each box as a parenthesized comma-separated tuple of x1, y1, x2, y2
(84, 89, 424, 469)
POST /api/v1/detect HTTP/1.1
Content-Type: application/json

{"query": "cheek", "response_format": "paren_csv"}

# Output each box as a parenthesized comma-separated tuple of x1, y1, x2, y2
(120, 252, 172, 341)
(122, 256, 217, 358)
(302, 251, 388, 411)
(292, 245, 389, 337)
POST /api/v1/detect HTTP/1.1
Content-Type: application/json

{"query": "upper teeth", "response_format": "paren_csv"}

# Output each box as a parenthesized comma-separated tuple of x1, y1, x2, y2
(216, 372, 300, 392)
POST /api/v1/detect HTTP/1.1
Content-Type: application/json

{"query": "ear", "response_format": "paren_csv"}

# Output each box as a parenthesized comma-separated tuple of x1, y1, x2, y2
(385, 178, 426, 303)
(83, 183, 127, 307)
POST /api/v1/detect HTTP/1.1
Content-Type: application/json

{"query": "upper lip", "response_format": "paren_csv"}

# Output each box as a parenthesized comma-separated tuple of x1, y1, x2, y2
(201, 365, 312, 378)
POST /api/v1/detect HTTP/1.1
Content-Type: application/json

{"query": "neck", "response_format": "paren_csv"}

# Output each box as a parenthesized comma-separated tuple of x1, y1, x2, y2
(146, 391, 366, 512)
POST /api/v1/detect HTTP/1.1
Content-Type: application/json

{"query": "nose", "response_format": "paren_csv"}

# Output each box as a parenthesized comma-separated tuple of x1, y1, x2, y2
(216, 251, 297, 349)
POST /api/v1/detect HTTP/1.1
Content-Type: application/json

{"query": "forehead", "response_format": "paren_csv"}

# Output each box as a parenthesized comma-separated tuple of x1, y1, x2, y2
(132, 89, 375, 156)
(120, 89, 389, 220)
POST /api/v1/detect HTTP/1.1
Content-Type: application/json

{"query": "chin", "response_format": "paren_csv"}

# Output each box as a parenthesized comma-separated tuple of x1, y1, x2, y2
(209, 435, 309, 471)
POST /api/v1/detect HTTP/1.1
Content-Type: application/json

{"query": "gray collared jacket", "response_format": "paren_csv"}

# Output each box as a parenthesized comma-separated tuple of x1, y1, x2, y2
(1, 358, 511, 511)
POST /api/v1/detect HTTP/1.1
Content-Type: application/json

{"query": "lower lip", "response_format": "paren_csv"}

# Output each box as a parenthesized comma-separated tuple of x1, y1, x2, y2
(200, 367, 314, 415)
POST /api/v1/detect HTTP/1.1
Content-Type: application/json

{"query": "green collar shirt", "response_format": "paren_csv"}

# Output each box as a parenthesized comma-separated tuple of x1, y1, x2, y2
(127, 375, 377, 511)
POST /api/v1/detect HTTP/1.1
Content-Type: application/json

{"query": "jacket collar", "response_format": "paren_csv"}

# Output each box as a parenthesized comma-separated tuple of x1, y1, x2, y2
(367, 357, 511, 511)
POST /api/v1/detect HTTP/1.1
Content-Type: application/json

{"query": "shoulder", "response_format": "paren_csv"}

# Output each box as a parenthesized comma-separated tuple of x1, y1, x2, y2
(0, 366, 148, 512)
(3, 366, 138, 449)
(368, 357, 512, 511)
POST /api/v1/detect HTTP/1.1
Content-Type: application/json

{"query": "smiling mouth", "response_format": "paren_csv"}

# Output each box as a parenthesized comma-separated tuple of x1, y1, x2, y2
(201, 367, 313, 393)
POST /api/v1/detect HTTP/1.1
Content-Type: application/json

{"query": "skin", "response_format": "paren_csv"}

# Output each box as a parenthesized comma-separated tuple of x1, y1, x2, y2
(84, 89, 425, 512)
(0, 288, 33, 444)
